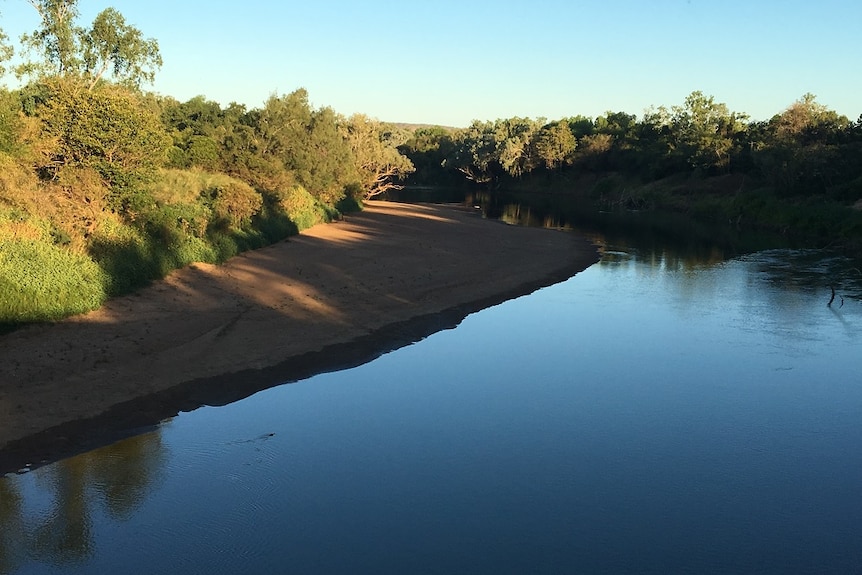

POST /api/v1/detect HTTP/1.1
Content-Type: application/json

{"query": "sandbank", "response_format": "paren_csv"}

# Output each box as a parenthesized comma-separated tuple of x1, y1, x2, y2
(0, 201, 599, 472)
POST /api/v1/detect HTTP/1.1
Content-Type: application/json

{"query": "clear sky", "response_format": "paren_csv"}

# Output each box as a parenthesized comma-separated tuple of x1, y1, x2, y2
(1, 0, 860, 126)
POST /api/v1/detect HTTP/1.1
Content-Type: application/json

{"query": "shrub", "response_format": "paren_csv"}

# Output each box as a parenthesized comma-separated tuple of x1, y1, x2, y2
(39, 82, 171, 186)
(276, 184, 333, 231)
(87, 220, 160, 295)
(0, 152, 40, 208)
(202, 181, 263, 230)
(252, 193, 297, 243)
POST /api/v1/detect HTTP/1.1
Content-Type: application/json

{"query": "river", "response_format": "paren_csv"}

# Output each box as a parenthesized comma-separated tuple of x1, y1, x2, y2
(2, 211, 861, 574)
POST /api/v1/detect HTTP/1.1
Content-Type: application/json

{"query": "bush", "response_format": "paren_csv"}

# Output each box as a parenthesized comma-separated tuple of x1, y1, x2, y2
(38, 81, 171, 192)
(202, 181, 263, 230)
(0, 152, 40, 208)
(276, 184, 334, 230)
(252, 193, 297, 243)
(87, 222, 161, 295)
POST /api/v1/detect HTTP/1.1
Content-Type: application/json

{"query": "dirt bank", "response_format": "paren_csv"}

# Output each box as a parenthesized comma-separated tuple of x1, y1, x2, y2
(0, 201, 599, 471)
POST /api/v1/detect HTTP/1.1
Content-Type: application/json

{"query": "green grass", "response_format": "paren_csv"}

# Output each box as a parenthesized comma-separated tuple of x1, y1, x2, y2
(0, 237, 108, 326)
(1, 167, 360, 329)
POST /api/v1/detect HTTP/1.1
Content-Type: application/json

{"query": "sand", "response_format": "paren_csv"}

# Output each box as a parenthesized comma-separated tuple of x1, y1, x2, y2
(0, 201, 598, 471)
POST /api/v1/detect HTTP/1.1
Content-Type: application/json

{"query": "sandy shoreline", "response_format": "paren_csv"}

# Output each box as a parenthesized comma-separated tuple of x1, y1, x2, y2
(0, 201, 599, 471)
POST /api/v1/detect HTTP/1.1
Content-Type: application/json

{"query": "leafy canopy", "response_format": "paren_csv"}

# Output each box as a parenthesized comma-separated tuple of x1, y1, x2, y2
(18, 0, 161, 90)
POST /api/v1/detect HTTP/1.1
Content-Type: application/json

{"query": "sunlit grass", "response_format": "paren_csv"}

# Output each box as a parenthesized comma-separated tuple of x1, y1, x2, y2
(0, 237, 107, 326)
(0, 165, 358, 328)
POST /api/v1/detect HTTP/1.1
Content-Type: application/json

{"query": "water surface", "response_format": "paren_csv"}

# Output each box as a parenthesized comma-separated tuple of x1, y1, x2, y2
(2, 239, 861, 574)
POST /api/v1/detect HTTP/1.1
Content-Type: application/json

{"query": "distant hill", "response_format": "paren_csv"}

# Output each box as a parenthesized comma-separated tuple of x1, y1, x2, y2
(391, 123, 459, 132)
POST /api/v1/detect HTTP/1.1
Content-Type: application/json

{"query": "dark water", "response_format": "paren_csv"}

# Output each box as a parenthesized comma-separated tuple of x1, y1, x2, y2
(2, 225, 861, 574)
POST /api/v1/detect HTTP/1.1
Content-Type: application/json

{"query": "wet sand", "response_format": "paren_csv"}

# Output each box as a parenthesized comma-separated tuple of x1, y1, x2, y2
(0, 201, 599, 471)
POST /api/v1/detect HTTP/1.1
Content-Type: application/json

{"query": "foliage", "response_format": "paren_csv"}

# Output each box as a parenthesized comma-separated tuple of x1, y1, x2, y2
(0, 214, 107, 324)
(669, 91, 748, 172)
(81, 7, 162, 90)
(534, 121, 576, 169)
(18, 0, 81, 78)
(274, 184, 334, 230)
(0, 90, 24, 155)
(398, 126, 458, 186)
(37, 80, 171, 199)
(0, 152, 40, 206)
(404, 90, 862, 253)
(752, 93, 854, 196)
(0, 24, 12, 79)
(345, 114, 415, 198)
(294, 105, 355, 204)
(2, 4, 420, 327)
(17, 0, 161, 90)
(200, 180, 263, 230)
(447, 120, 500, 184)
(6, 13, 862, 329)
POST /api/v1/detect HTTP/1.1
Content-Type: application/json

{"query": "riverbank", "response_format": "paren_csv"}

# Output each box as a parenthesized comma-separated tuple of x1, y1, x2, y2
(0, 201, 599, 470)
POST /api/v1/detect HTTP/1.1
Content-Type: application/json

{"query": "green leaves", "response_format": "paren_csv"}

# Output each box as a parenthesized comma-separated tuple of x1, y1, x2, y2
(0, 26, 13, 78)
(17, 1, 162, 91)
(82, 8, 162, 90)
(39, 80, 171, 196)
(534, 121, 576, 169)
(344, 114, 415, 199)
(670, 91, 748, 172)
(18, 0, 82, 78)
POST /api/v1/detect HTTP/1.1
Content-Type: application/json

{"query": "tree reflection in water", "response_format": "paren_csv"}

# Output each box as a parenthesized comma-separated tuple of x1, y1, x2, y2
(0, 480, 26, 574)
(0, 427, 167, 574)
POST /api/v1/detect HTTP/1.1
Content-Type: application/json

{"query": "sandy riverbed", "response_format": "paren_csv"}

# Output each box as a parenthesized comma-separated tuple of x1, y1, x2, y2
(0, 201, 599, 470)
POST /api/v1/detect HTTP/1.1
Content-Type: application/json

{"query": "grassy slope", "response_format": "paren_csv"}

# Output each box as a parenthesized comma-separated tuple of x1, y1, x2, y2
(0, 164, 345, 328)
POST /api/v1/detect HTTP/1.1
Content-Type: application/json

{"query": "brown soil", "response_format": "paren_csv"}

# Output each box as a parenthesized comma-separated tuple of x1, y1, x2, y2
(0, 201, 598, 471)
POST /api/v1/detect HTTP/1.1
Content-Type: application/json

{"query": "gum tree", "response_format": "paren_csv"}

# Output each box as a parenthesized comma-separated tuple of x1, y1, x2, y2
(19, 0, 161, 91)
(671, 91, 748, 172)
(0, 21, 12, 77)
(81, 7, 162, 91)
(344, 114, 415, 199)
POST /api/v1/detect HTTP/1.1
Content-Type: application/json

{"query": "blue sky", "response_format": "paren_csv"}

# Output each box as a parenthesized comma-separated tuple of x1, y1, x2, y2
(1, 0, 860, 126)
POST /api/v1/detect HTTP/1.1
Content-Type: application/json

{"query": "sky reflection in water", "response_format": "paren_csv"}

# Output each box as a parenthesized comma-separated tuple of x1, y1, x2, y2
(2, 244, 861, 574)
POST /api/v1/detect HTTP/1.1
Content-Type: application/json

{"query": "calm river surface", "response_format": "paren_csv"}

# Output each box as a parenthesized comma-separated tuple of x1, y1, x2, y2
(2, 230, 861, 574)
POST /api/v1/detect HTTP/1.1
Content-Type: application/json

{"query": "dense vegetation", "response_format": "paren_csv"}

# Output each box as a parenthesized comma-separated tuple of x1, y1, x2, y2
(399, 92, 862, 249)
(0, 1, 414, 327)
(2, 2, 860, 328)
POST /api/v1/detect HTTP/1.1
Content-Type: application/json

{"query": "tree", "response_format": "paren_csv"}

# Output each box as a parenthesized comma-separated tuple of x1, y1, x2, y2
(573, 133, 614, 171)
(634, 105, 681, 178)
(345, 114, 415, 199)
(670, 91, 747, 172)
(398, 126, 457, 186)
(18, 0, 82, 78)
(295, 105, 354, 204)
(447, 120, 499, 185)
(161, 95, 226, 137)
(534, 121, 576, 169)
(38, 80, 171, 192)
(755, 94, 852, 195)
(0, 21, 13, 78)
(494, 117, 541, 178)
(19, 1, 161, 90)
(594, 111, 637, 140)
(81, 8, 162, 90)
(567, 115, 595, 139)
(159, 96, 232, 170)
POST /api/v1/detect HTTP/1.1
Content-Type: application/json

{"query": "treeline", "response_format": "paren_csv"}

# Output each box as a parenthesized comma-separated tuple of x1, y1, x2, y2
(400, 91, 862, 242)
(3, 2, 860, 327)
(0, 1, 414, 326)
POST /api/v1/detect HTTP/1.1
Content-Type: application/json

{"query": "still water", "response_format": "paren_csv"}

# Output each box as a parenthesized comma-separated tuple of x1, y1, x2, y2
(2, 236, 861, 574)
